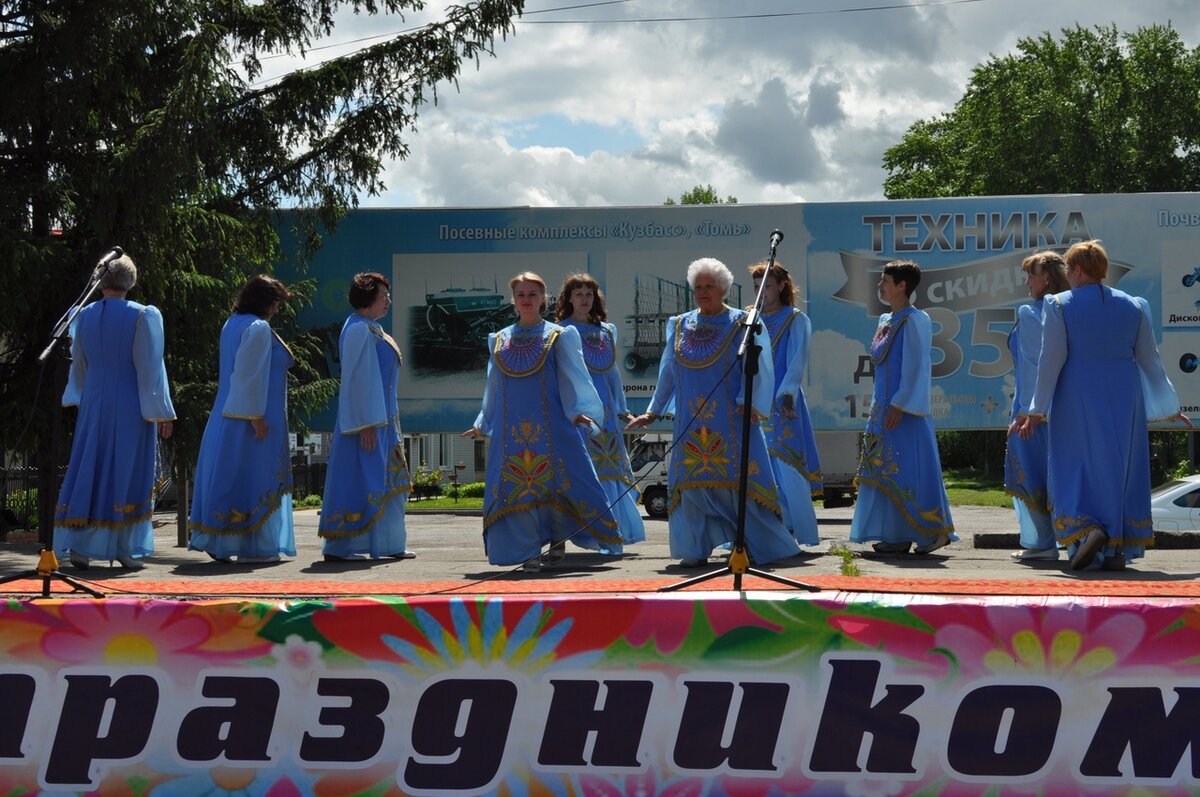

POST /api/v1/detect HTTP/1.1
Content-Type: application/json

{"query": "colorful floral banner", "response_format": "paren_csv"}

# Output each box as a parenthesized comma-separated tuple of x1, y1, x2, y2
(2, 592, 1200, 795)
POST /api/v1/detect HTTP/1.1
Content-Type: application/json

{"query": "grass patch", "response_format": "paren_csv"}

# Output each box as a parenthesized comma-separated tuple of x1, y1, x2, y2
(407, 495, 484, 511)
(941, 467, 1010, 507)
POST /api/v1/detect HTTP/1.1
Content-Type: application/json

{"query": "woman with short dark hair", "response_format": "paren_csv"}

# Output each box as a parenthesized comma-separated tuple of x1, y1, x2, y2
(849, 259, 956, 556)
(319, 272, 415, 561)
(54, 253, 176, 570)
(188, 274, 295, 563)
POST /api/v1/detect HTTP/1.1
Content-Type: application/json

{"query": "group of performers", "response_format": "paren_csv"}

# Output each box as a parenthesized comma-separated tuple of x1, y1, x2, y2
(50, 242, 1187, 575)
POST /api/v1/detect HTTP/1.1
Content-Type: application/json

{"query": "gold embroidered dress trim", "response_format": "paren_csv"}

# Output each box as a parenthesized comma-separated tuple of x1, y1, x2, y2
(579, 323, 616, 373)
(764, 307, 798, 349)
(495, 326, 562, 377)
(675, 309, 739, 370)
(870, 311, 911, 365)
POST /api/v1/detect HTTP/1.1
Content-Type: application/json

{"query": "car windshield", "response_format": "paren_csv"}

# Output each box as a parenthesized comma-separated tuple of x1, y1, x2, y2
(1152, 479, 1189, 497)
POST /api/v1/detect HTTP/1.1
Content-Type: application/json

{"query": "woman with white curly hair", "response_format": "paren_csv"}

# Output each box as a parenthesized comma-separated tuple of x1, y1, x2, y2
(627, 257, 800, 568)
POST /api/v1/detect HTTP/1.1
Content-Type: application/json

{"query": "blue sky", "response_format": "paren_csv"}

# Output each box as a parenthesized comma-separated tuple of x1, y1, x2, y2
(264, 0, 1200, 208)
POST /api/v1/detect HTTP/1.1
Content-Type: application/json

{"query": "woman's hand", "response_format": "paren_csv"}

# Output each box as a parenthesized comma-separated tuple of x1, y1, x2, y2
(462, 427, 482, 439)
(573, 413, 597, 428)
(251, 418, 268, 440)
(1017, 415, 1042, 440)
(1170, 412, 1196, 430)
(158, 420, 174, 439)
(883, 406, 902, 430)
(625, 413, 653, 430)
(778, 394, 797, 420)
(359, 428, 377, 451)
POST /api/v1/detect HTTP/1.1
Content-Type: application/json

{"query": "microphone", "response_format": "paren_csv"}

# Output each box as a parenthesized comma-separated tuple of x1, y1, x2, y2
(95, 246, 124, 269)
(769, 230, 784, 249)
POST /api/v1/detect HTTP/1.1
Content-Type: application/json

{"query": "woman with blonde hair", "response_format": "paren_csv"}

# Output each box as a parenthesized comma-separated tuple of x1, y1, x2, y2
(555, 273, 645, 548)
(1005, 251, 1069, 562)
(749, 260, 822, 547)
(464, 272, 621, 571)
(1019, 240, 1190, 571)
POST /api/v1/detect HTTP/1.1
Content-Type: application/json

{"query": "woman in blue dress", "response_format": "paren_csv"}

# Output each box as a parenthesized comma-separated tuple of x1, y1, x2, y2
(750, 260, 822, 547)
(463, 272, 622, 572)
(1005, 251, 1068, 563)
(54, 253, 175, 570)
(318, 272, 414, 562)
(188, 275, 295, 564)
(1019, 240, 1190, 571)
(555, 273, 646, 554)
(627, 258, 800, 568)
(850, 259, 956, 555)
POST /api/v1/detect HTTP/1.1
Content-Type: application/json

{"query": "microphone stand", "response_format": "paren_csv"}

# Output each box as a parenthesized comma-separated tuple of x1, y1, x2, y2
(661, 231, 819, 593)
(0, 249, 120, 598)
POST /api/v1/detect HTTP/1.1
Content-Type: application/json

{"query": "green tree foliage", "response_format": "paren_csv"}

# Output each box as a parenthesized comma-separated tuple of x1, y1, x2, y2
(883, 23, 1200, 198)
(0, 1, 523, 510)
(664, 184, 738, 205)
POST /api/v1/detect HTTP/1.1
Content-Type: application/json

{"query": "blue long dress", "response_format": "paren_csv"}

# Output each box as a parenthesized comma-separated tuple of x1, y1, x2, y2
(319, 314, 411, 558)
(645, 307, 801, 564)
(760, 307, 822, 546)
(1004, 300, 1054, 550)
(53, 298, 175, 562)
(850, 306, 957, 547)
(188, 314, 295, 559)
(1028, 285, 1180, 564)
(474, 322, 622, 565)
(562, 319, 646, 544)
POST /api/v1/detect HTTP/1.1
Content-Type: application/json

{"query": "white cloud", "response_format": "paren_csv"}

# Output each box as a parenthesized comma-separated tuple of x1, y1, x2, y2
(300, 0, 1200, 208)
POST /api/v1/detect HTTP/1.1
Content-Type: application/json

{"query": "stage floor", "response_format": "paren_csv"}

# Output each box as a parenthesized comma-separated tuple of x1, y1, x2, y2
(4, 505, 1199, 599)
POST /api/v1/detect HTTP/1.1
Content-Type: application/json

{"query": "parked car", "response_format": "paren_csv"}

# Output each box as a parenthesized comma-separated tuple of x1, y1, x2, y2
(1150, 474, 1200, 531)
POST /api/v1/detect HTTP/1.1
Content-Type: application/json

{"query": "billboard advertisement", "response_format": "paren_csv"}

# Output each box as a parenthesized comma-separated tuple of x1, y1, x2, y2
(279, 194, 1200, 432)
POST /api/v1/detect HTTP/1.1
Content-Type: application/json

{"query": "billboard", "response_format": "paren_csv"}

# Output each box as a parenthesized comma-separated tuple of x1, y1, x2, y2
(279, 194, 1200, 432)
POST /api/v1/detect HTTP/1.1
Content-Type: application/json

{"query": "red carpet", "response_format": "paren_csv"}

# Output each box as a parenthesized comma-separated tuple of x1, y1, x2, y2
(3, 574, 1198, 599)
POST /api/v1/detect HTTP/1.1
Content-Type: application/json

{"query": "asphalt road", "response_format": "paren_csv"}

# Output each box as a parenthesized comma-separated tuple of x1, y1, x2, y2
(4, 504, 1200, 590)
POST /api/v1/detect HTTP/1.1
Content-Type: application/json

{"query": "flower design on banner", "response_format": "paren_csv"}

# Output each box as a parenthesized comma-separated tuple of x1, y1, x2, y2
(149, 768, 311, 797)
(272, 634, 326, 685)
(920, 603, 1200, 680)
(36, 600, 268, 677)
(311, 596, 641, 674)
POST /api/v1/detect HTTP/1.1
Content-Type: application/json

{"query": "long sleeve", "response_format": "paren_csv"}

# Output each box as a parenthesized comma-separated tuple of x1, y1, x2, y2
(603, 322, 630, 415)
(554, 325, 604, 424)
(61, 317, 86, 407)
(777, 311, 811, 402)
(646, 316, 678, 418)
(1013, 303, 1042, 416)
(1133, 297, 1182, 422)
(739, 314, 775, 418)
(221, 319, 273, 419)
(890, 309, 932, 416)
(1028, 294, 1067, 418)
(473, 333, 500, 435)
(131, 305, 176, 421)
(336, 319, 386, 434)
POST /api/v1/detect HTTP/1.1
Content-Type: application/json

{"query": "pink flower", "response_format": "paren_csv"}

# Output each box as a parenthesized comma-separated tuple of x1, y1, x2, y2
(38, 599, 268, 678)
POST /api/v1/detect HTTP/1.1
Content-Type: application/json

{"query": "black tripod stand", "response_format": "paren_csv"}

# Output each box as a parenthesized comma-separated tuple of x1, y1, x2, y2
(661, 231, 820, 593)
(0, 247, 125, 598)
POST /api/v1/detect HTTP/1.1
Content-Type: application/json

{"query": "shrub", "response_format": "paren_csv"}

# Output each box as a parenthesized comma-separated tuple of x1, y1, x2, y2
(457, 481, 486, 498)
(5, 488, 37, 529)
(294, 494, 322, 508)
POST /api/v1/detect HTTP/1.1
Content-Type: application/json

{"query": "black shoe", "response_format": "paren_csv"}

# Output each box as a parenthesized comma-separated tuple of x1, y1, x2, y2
(207, 552, 234, 564)
(1070, 528, 1108, 571)
(1101, 552, 1126, 572)
(387, 551, 417, 560)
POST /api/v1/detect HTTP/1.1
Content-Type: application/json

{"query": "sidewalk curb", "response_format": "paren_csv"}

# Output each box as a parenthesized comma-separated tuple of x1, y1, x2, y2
(974, 530, 1200, 549)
